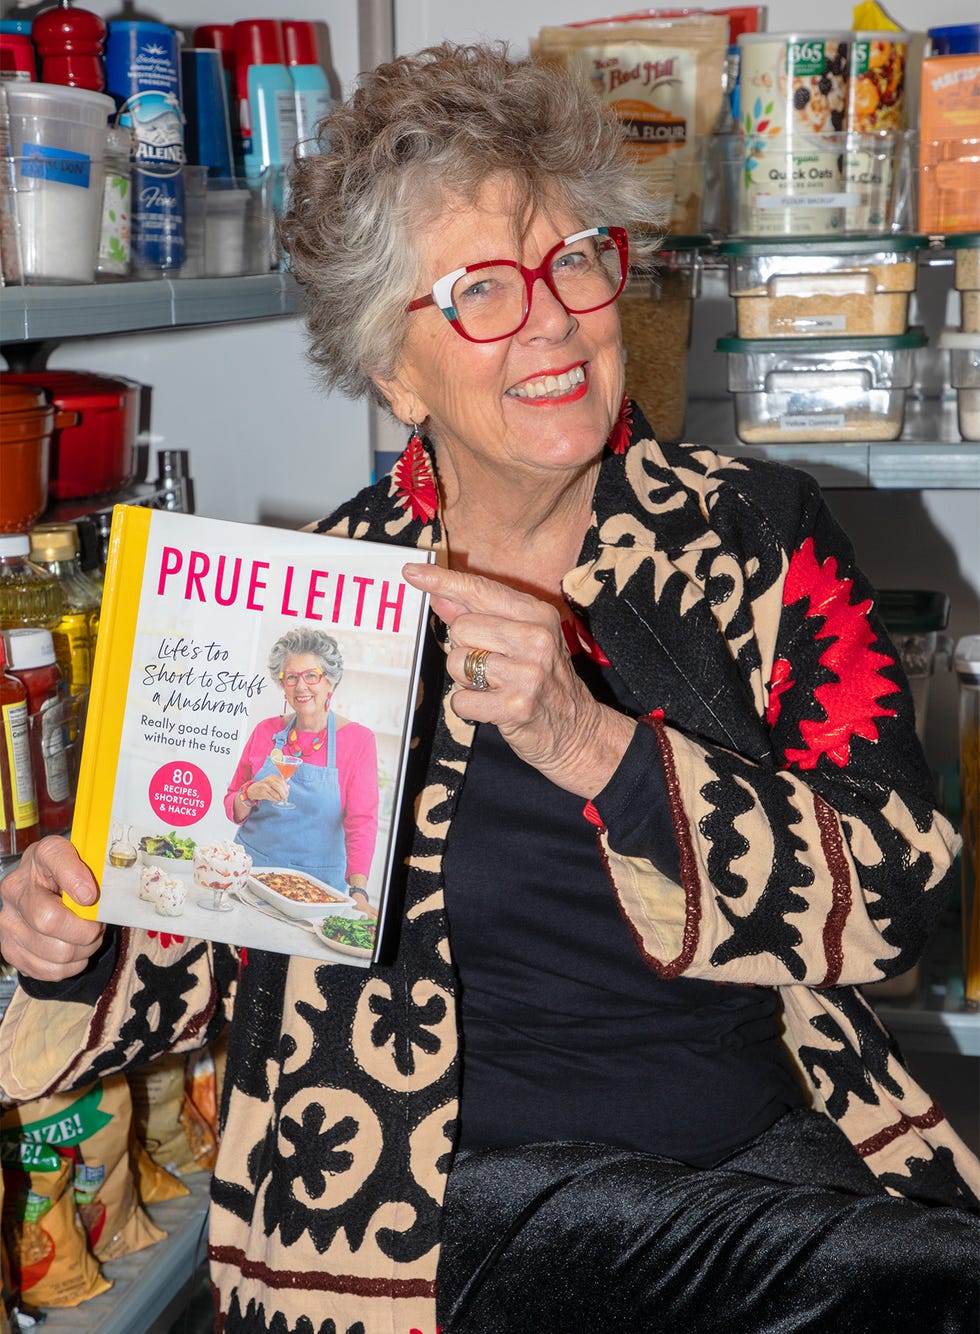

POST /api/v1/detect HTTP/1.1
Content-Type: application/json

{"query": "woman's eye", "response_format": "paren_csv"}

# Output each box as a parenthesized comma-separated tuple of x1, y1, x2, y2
(552, 248, 591, 274)
(458, 278, 496, 302)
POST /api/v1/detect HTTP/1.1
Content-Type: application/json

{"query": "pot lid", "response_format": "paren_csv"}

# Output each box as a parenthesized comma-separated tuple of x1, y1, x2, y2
(4, 371, 133, 408)
(0, 382, 50, 416)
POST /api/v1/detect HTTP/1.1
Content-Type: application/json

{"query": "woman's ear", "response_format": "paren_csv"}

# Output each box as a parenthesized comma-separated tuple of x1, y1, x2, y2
(372, 371, 427, 429)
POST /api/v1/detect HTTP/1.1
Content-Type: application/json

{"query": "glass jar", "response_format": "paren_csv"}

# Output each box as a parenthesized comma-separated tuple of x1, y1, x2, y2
(878, 589, 953, 743)
(955, 635, 980, 1009)
(96, 123, 133, 280)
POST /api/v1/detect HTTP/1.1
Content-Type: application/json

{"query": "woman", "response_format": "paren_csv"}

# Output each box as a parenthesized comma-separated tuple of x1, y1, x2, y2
(223, 627, 379, 907)
(0, 44, 977, 1334)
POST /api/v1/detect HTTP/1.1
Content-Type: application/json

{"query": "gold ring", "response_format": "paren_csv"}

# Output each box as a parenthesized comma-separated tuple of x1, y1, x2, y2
(463, 647, 490, 691)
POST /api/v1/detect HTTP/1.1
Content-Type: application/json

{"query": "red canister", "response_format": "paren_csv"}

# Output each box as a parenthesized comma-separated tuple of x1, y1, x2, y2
(2, 371, 140, 500)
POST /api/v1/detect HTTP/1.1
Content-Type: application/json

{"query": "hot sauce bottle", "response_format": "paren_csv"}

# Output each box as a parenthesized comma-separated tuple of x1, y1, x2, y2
(0, 634, 40, 859)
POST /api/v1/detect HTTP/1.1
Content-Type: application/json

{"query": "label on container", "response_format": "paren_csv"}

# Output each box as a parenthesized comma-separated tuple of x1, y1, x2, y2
(21, 145, 91, 190)
(2, 698, 38, 829)
(737, 36, 850, 235)
(97, 171, 131, 275)
(40, 698, 71, 803)
(780, 412, 846, 430)
(792, 314, 847, 331)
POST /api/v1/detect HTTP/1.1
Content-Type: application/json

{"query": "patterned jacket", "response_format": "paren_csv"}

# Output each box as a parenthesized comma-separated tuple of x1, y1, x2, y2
(2, 405, 977, 1334)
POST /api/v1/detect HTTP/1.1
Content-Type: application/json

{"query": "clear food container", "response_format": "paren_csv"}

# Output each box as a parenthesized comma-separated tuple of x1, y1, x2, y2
(619, 240, 702, 444)
(938, 329, 980, 441)
(948, 232, 980, 292)
(721, 235, 924, 339)
(717, 330, 924, 442)
(878, 589, 951, 743)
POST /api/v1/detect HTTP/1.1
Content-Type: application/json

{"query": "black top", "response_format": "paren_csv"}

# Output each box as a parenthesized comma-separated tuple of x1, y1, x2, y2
(443, 652, 804, 1167)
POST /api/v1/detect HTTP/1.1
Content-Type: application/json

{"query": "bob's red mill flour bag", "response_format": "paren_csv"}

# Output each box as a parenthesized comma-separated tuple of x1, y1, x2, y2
(533, 13, 728, 233)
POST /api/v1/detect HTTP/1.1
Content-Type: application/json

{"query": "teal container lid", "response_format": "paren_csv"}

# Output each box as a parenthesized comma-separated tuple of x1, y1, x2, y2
(716, 328, 927, 354)
(878, 589, 950, 634)
(719, 235, 929, 257)
(944, 233, 980, 251)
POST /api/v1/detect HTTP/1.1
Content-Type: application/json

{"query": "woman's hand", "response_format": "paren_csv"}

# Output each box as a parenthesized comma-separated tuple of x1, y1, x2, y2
(0, 837, 104, 981)
(245, 775, 289, 805)
(403, 563, 636, 798)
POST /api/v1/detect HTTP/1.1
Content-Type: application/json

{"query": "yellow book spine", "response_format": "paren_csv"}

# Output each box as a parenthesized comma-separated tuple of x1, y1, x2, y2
(67, 506, 152, 920)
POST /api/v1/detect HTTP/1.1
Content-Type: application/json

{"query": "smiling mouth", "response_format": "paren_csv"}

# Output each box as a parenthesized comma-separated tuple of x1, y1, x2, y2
(507, 364, 586, 401)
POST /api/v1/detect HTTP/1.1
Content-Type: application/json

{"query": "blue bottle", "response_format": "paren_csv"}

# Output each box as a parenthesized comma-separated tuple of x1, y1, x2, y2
(104, 20, 184, 273)
(282, 21, 333, 155)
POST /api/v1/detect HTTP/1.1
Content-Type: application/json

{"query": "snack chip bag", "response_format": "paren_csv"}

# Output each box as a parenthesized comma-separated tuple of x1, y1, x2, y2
(1, 1075, 165, 1263)
(0, 1139, 109, 1308)
(129, 1053, 206, 1177)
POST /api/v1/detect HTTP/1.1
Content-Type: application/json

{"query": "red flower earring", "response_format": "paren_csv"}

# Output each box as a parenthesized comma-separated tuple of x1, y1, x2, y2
(394, 422, 438, 522)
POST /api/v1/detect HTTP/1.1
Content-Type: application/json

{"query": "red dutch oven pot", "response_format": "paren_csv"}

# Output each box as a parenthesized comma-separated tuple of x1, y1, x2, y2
(0, 383, 77, 533)
(3, 371, 140, 501)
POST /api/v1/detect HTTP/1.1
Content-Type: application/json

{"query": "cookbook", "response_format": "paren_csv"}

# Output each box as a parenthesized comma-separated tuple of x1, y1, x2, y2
(68, 505, 433, 967)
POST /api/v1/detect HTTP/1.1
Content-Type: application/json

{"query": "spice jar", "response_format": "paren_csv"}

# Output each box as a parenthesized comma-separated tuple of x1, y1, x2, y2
(96, 123, 132, 278)
(2, 627, 74, 836)
(0, 632, 40, 859)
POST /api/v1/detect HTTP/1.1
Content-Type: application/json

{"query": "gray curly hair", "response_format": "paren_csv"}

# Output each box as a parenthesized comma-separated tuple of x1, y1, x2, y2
(268, 627, 344, 687)
(279, 41, 665, 406)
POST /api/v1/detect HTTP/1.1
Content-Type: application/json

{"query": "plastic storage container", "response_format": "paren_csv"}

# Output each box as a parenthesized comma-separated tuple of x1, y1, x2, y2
(3, 81, 112, 282)
(948, 232, 980, 295)
(717, 329, 924, 443)
(721, 235, 924, 339)
(618, 240, 702, 444)
(938, 329, 980, 441)
(954, 634, 980, 1009)
(877, 589, 951, 743)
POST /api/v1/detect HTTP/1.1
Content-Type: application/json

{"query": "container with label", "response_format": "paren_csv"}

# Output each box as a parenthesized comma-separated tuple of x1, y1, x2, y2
(3, 80, 112, 282)
(917, 55, 980, 234)
(104, 20, 184, 273)
(233, 19, 297, 206)
(735, 32, 851, 236)
(717, 329, 923, 443)
(2, 627, 74, 836)
(0, 632, 39, 858)
(0, 533, 64, 631)
(282, 20, 331, 155)
(95, 122, 131, 278)
(722, 235, 923, 339)
(843, 32, 909, 232)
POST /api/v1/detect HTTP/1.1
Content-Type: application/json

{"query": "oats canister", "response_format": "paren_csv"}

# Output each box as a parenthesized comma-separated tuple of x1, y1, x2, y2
(735, 32, 851, 236)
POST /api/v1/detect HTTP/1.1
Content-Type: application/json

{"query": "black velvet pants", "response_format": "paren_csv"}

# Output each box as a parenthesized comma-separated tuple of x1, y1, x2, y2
(436, 1110, 980, 1333)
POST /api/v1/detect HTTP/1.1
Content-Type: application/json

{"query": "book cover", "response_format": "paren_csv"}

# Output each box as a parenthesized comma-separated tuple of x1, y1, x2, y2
(68, 505, 432, 968)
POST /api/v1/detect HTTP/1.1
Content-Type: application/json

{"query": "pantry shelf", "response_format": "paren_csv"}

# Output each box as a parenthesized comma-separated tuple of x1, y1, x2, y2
(686, 397, 980, 489)
(0, 273, 304, 345)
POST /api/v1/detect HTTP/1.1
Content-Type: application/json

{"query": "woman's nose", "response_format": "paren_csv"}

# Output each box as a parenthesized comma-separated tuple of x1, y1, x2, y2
(520, 274, 576, 340)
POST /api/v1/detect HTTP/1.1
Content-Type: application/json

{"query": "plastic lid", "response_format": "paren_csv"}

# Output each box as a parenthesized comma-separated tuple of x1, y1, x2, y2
(0, 534, 31, 557)
(928, 24, 980, 37)
(878, 589, 950, 634)
(2, 627, 56, 670)
(954, 634, 980, 681)
(282, 20, 318, 67)
(234, 19, 286, 69)
(716, 328, 927, 354)
(738, 31, 851, 44)
(30, 524, 80, 561)
(719, 235, 928, 256)
(938, 328, 980, 351)
(3, 79, 113, 117)
(943, 232, 980, 251)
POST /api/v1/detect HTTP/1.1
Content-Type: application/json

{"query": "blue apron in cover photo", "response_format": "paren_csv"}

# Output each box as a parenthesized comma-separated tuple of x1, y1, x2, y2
(235, 712, 346, 890)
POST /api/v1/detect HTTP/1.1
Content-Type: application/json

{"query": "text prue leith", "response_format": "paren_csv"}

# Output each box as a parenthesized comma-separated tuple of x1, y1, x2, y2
(68, 506, 432, 966)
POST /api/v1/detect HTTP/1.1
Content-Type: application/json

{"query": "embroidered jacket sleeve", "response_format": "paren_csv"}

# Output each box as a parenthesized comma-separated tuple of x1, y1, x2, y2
(569, 445, 959, 991)
(0, 931, 236, 1104)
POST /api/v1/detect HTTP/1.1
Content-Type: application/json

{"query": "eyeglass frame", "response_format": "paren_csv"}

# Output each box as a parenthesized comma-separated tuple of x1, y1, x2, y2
(278, 668, 330, 687)
(405, 226, 630, 344)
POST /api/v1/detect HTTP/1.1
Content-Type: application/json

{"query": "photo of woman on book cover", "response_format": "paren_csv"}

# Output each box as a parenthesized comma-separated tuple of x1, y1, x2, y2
(222, 627, 380, 915)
